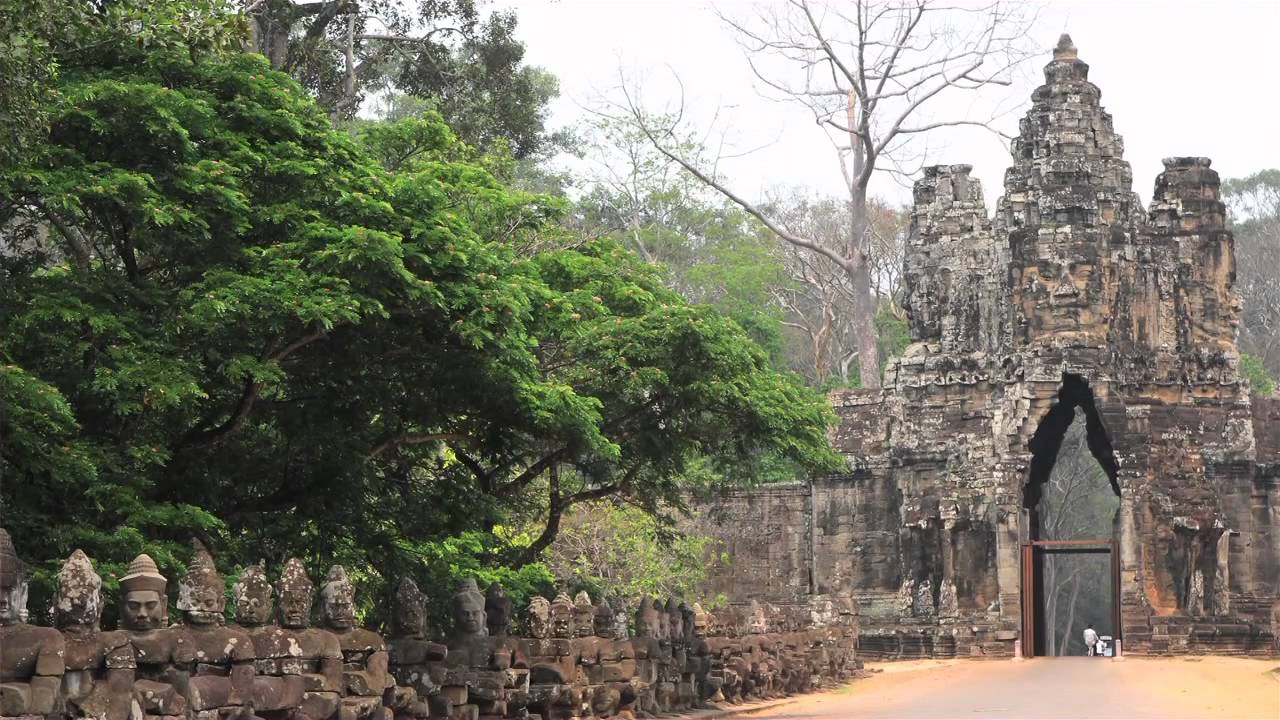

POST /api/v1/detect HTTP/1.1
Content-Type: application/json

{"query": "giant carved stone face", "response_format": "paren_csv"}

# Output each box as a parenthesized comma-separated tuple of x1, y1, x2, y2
(320, 566, 356, 631)
(525, 596, 550, 639)
(119, 554, 168, 632)
(0, 577, 27, 626)
(182, 586, 225, 627)
(549, 594, 574, 639)
(123, 590, 166, 632)
(0, 528, 27, 626)
(635, 599, 660, 639)
(232, 566, 273, 627)
(452, 579, 486, 637)
(276, 558, 314, 630)
(593, 600, 614, 638)
(393, 579, 426, 638)
(177, 542, 226, 627)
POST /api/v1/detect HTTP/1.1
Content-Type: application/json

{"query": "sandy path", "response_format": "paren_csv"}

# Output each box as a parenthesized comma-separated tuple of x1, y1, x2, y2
(727, 657, 1280, 719)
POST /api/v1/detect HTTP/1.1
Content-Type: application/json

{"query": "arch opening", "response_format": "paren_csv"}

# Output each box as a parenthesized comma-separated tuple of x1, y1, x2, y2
(1020, 374, 1122, 657)
(1022, 374, 1121, 540)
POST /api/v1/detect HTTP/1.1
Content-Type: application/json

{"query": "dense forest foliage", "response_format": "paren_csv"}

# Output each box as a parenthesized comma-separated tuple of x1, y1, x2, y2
(0, 0, 845, 626)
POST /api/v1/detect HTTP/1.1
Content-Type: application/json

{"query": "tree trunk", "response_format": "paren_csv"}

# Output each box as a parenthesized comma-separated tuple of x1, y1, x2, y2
(1058, 571, 1082, 655)
(515, 462, 562, 566)
(845, 91, 881, 389)
(247, 0, 294, 70)
(847, 188, 881, 389)
(1045, 556, 1058, 656)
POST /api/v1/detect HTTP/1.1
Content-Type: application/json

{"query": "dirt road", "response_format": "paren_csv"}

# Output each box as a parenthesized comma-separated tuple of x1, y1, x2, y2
(728, 657, 1280, 719)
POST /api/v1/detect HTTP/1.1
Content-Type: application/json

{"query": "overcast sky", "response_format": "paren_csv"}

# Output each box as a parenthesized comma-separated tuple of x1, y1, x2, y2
(502, 0, 1280, 209)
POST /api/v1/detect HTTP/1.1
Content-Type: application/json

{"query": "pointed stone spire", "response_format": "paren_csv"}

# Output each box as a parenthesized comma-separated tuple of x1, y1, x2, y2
(0, 527, 23, 584)
(1053, 33, 1077, 60)
(323, 565, 352, 592)
(120, 553, 167, 594)
(54, 549, 103, 628)
(178, 539, 223, 612)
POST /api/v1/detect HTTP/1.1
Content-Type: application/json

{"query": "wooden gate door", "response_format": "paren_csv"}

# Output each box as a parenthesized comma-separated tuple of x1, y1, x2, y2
(1020, 542, 1036, 658)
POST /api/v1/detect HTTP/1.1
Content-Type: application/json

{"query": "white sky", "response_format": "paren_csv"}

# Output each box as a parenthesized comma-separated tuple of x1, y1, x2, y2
(503, 0, 1280, 209)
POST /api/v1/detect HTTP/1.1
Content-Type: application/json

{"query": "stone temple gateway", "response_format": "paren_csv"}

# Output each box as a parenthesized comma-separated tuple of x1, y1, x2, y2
(688, 36, 1280, 657)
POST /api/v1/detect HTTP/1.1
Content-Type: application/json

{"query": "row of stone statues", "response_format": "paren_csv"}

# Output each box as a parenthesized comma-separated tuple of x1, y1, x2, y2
(0, 529, 858, 720)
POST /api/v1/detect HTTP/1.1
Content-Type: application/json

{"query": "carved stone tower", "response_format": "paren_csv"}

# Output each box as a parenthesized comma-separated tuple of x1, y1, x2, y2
(690, 35, 1279, 657)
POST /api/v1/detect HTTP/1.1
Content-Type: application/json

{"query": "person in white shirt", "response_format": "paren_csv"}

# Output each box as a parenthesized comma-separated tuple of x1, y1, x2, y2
(1083, 624, 1100, 656)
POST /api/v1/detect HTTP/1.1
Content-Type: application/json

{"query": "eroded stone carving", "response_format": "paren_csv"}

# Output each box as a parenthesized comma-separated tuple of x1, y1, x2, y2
(119, 553, 187, 720)
(1, 529, 66, 719)
(320, 566, 390, 720)
(53, 550, 133, 720)
(175, 542, 255, 720)
(686, 33, 1280, 659)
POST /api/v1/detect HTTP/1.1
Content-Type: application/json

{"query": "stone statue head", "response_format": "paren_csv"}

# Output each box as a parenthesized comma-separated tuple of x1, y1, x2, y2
(692, 603, 710, 638)
(393, 578, 427, 638)
(664, 598, 683, 641)
(276, 558, 314, 629)
(592, 597, 614, 638)
(0, 528, 28, 627)
(451, 579, 486, 637)
(746, 600, 768, 635)
(177, 540, 225, 627)
(634, 597, 660, 639)
(320, 565, 357, 631)
(549, 593, 574, 639)
(573, 591, 595, 638)
(653, 597, 670, 641)
(232, 564, 273, 627)
(120, 553, 168, 632)
(54, 549, 101, 629)
(484, 582, 512, 638)
(608, 596, 629, 641)
(680, 601, 696, 641)
(525, 596, 551, 639)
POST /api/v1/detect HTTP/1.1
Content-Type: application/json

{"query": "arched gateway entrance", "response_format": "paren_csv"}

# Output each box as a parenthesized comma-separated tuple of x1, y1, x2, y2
(1020, 375, 1122, 657)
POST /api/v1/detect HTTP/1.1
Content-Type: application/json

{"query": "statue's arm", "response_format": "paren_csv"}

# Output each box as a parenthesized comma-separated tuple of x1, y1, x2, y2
(30, 632, 67, 714)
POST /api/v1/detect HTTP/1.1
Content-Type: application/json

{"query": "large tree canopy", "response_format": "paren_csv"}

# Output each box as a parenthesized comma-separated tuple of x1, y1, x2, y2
(245, 0, 560, 158)
(0, 12, 840, 619)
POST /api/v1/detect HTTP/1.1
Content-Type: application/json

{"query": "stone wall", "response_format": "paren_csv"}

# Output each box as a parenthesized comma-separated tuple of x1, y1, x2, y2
(0, 530, 860, 720)
(688, 35, 1280, 658)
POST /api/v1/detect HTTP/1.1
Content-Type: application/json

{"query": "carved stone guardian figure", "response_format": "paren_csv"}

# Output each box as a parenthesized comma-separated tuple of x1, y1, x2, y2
(688, 604, 717, 705)
(176, 542, 256, 720)
(523, 595, 580, 720)
(386, 579, 445, 720)
(267, 559, 342, 720)
(230, 564, 306, 718)
(0, 528, 66, 719)
(319, 566, 390, 720)
(119, 553, 188, 720)
(53, 550, 134, 720)
(441, 580, 507, 720)
(628, 599, 662, 716)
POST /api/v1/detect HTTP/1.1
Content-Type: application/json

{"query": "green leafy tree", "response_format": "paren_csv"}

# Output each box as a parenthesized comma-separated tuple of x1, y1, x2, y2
(545, 502, 716, 603)
(244, 0, 560, 158)
(1241, 353, 1276, 397)
(0, 22, 551, 610)
(1224, 170, 1280, 380)
(1, 6, 840, 619)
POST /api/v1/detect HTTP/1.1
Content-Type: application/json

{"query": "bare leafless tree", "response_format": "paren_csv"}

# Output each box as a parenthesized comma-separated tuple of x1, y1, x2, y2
(762, 190, 905, 384)
(1224, 170, 1280, 384)
(612, 0, 1036, 388)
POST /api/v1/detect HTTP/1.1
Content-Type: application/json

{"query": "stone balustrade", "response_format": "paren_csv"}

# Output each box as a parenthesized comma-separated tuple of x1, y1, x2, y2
(0, 529, 860, 720)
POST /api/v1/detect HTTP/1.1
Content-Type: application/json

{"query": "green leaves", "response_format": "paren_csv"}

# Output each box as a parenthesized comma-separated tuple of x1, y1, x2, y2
(1, 10, 839, 626)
